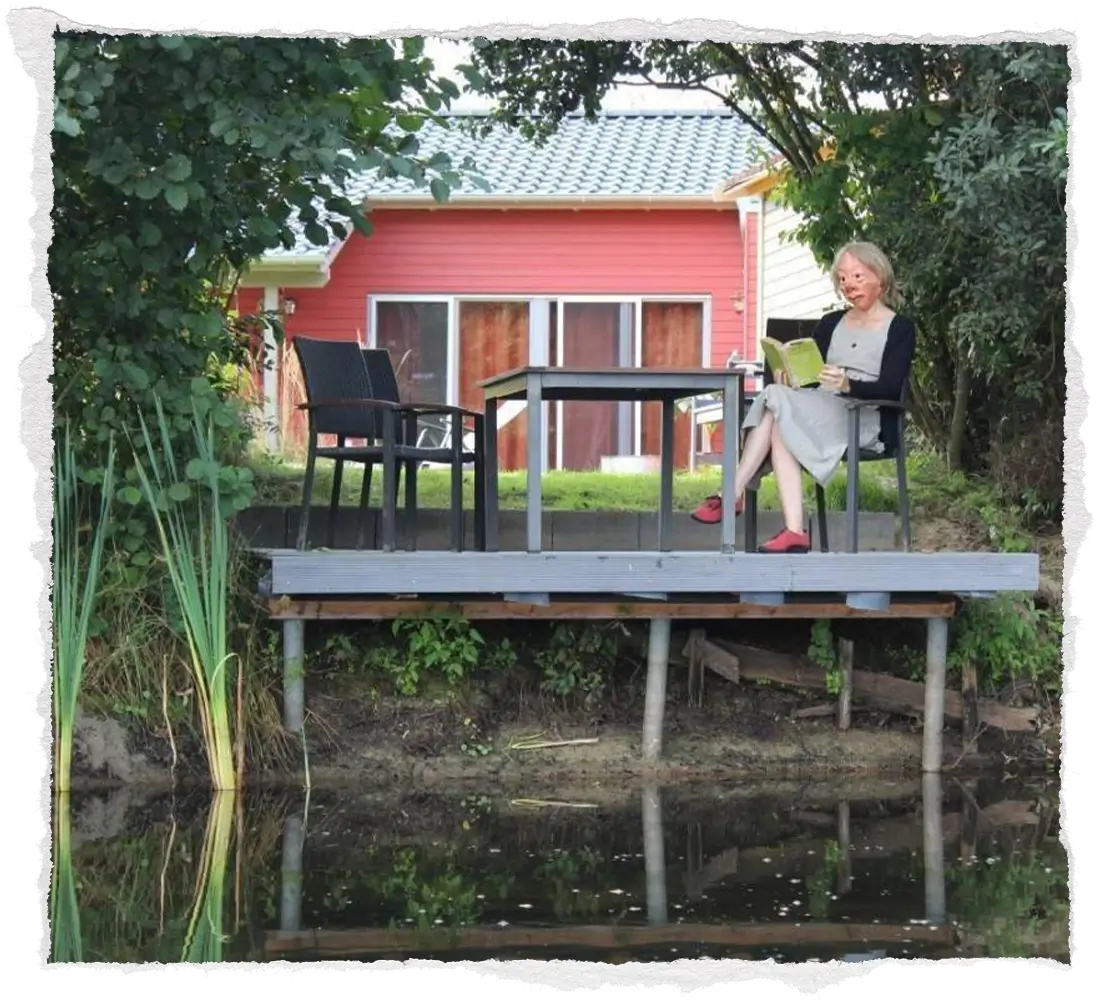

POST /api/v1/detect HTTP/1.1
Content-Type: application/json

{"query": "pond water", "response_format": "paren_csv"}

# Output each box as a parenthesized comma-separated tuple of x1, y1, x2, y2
(50, 774, 1067, 965)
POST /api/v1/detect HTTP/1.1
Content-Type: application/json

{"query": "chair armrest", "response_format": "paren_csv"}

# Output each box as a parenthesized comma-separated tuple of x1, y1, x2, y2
(401, 401, 485, 420)
(297, 398, 403, 412)
(843, 398, 909, 412)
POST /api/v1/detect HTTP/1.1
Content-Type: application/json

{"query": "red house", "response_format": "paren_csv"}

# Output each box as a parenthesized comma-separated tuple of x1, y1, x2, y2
(238, 110, 773, 471)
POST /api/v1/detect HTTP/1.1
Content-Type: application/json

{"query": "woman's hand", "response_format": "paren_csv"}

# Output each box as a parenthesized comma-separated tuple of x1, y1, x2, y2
(819, 364, 850, 393)
(773, 368, 789, 386)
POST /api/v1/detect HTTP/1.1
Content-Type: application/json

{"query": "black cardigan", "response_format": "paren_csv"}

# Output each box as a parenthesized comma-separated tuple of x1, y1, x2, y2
(811, 309, 917, 456)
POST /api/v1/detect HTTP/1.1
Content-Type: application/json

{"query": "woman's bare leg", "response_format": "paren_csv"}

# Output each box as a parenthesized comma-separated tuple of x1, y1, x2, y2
(770, 423, 805, 533)
(733, 410, 775, 499)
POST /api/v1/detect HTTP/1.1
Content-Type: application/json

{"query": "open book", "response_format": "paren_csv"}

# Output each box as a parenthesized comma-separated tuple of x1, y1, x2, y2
(760, 336, 826, 388)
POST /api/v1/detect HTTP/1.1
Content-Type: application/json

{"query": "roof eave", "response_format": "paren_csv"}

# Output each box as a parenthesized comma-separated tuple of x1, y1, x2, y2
(363, 193, 731, 210)
(240, 256, 331, 289)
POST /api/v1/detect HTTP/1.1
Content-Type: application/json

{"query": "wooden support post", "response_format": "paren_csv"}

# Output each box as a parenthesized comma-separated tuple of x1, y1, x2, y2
(279, 813, 305, 932)
(837, 637, 854, 730)
(922, 772, 947, 924)
(642, 783, 668, 925)
(283, 619, 305, 734)
(961, 661, 979, 743)
(642, 618, 671, 760)
(686, 628, 705, 708)
(836, 799, 853, 895)
(923, 617, 949, 772)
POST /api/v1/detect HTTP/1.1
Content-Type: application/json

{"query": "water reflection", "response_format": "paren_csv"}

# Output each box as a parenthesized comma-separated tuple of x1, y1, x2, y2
(52, 775, 1067, 964)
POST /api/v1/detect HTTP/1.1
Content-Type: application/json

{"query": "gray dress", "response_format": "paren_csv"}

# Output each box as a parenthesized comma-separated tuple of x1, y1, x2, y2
(743, 315, 890, 486)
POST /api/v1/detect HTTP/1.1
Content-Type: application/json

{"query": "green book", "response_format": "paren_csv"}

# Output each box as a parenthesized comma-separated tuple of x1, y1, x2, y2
(760, 336, 826, 388)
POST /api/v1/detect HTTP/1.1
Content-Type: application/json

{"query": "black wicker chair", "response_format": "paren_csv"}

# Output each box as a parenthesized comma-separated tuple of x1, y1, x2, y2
(292, 336, 485, 553)
(743, 318, 912, 553)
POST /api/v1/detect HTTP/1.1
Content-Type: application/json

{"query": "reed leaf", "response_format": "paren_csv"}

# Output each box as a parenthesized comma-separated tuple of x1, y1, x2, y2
(52, 426, 115, 793)
(181, 792, 235, 962)
(131, 397, 236, 790)
(50, 793, 83, 962)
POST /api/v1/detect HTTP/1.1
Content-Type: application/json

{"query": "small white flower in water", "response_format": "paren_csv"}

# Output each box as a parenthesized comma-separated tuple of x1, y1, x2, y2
(775, 873, 783, 879)
(929, 925, 938, 931)
(1045, 867, 1053, 874)
(673, 904, 683, 910)
(489, 848, 501, 854)
(629, 906, 641, 912)
(790, 878, 801, 884)
(518, 903, 533, 909)
(986, 857, 998, 864)
(434, 918, 443, 925)
(792, 900, 802, 907)
(497, 920, 510, 927)
(609, 888, 625, 895)
(418, 908, 427, 914)
(572, 888, 581, 894)
(476, 895, 485, 900)
(762, 857, 772, 864)
(830, 895, 839, 901)
(404, 918, 413, 923)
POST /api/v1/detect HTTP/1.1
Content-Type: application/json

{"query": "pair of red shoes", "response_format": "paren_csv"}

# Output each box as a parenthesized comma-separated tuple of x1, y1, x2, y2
(690, 495, 811, 553)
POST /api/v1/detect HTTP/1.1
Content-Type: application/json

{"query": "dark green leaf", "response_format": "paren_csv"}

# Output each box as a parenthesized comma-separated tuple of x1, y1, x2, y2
(163, 154, 192, 182)
(164, 184, 189, 211)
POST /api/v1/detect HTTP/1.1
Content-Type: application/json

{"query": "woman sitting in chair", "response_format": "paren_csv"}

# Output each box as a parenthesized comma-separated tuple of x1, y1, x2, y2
(691, 240, 917, 553)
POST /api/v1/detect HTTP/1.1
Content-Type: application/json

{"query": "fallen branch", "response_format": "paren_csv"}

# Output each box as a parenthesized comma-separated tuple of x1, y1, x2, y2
(509, 798, 600, 809)
(508, 732, 600, 751)
(700, 640, 1039, 733)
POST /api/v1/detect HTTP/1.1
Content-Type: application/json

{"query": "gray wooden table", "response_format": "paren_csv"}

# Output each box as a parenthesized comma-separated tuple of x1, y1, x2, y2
(478, 366, 744, 554)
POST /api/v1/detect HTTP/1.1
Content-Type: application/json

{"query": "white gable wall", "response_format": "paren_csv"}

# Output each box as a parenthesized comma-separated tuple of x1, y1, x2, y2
(761, 197, 841, 323)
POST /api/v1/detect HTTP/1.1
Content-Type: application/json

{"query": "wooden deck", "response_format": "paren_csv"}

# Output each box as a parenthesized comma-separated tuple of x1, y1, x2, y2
(253, 504, 1041, 775)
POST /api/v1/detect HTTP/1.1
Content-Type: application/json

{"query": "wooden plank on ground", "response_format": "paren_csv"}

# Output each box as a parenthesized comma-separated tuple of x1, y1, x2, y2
(264, 921, 955, 957)
(266, 549, 1039, 596)
(708, 640, 1040, 732)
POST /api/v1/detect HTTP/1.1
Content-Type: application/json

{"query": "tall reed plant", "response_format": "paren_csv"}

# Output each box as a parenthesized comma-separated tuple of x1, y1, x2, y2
(52, 427, 115, 793)
(132, 398, 237, 791)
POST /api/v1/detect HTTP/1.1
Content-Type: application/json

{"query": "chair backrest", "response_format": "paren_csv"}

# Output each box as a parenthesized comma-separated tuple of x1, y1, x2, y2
(292, 336, 381, 439)
(361, 349, 402, 405)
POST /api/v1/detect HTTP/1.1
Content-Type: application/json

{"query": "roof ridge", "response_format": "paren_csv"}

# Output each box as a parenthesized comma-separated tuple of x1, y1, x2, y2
(438, 107, 737, 120)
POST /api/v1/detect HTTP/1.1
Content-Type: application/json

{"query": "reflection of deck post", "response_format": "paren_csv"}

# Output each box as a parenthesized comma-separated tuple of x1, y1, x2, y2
(922, 617, 949, 772)
(642, 618, 671, 760)
(836, 800, 853, 895)
(922, 773, 946, 925)
(283, 619, 305, 734)
(280, 814, 305, 932)
(642, 784, 668, 925)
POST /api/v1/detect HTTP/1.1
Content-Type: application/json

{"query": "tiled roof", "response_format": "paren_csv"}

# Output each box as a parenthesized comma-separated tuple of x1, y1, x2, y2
(263, 110, 763, 261)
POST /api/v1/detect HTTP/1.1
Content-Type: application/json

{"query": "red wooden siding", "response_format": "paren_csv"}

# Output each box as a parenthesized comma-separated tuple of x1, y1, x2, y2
(262, 207, 746, 365)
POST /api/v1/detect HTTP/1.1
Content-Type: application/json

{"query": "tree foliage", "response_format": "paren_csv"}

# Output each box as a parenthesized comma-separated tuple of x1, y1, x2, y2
(52, 33, 478, 556)
(460, 40, 1067, 520)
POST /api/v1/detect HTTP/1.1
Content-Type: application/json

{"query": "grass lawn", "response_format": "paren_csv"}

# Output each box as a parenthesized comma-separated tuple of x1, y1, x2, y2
(250, 454, 908, 514)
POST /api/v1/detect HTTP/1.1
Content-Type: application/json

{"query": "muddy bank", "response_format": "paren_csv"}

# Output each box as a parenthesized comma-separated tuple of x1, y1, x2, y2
(69, 665, 1055, 790)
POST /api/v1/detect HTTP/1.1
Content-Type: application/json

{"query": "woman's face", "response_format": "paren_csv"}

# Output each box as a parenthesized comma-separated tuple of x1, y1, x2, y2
(836, 253, 883, 311)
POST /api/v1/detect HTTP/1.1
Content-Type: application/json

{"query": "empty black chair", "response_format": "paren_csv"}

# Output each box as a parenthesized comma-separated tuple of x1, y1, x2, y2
(292, 336, 486, 553)
(744, 318, 912, 553)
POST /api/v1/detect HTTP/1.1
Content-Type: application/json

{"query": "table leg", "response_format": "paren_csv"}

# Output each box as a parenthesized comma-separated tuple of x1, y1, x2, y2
(526, 375, 543, 553)
(720, 374, 740, 553)
(484, 396, 500, 552)
(658, 397, 675, 551)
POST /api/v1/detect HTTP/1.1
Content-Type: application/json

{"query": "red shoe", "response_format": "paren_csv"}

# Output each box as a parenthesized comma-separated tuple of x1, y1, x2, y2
(759, 528, 811, 553)
(690, 494, 744, 524)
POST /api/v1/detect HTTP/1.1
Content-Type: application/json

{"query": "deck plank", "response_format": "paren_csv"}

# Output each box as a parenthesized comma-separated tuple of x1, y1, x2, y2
(266, 549, 1039, 597)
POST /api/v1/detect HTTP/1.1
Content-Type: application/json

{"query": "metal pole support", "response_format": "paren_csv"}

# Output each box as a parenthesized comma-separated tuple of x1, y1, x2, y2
(922, 617, 949, 773)
(642, 783, 668, 926)
(642, 618, 672, 760)
(283, 619, 305, 734)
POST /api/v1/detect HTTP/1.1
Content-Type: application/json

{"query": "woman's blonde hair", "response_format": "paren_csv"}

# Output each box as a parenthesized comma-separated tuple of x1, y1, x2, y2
(830, 241, 902, 309)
